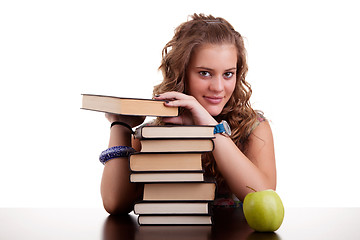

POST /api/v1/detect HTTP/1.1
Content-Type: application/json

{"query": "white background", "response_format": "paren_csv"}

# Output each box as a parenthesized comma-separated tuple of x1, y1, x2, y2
(1, 0, 359, 208)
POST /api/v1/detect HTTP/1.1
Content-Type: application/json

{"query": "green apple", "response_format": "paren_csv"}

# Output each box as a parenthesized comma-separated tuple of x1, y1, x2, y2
(243, 187, 284, 232)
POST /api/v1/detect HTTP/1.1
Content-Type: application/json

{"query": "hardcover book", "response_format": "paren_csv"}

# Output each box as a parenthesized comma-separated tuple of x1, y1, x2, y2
(140, 139, 214, 153)
(130, 171, 205, 183)
(134, 125, 215, 139)
(137, 215, 213, 225)
(134, 201, 212, 215)
(143, 181, 216, 201)
(81, 94, 178, 117)
(129, 152, 203, 172)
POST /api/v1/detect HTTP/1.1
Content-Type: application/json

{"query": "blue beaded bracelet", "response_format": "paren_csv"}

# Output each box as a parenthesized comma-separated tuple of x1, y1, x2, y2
(99, 146, 136, 165)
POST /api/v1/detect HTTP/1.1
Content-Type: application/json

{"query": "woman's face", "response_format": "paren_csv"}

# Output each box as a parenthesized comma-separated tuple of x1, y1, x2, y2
(186, 43, 237, 116)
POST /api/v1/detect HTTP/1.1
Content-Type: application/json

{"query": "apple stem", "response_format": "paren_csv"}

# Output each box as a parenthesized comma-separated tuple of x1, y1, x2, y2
(246, 186, 257, 192)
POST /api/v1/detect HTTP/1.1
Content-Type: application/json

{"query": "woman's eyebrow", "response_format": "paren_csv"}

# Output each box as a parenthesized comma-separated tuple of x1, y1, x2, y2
(195, 67, 237, 71)
(195, 66, 213, 71)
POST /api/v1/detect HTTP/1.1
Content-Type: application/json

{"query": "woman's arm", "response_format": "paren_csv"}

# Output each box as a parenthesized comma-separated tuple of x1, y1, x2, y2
(100, 114, 144, 215)
(212, 120, 276, 201)
(155, 92, 276, 201)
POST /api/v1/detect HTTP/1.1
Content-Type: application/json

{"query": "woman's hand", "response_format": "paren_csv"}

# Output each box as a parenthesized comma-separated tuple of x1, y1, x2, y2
(105, 113, 145, 128)
(154, 92, 218, 126)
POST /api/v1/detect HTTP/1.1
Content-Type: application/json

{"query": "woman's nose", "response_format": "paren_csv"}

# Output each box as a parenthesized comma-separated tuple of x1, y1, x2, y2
(209, 76, 224, 92)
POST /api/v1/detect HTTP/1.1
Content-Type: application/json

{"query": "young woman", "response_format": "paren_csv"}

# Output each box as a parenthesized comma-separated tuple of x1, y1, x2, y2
(101, 14, 276, 214)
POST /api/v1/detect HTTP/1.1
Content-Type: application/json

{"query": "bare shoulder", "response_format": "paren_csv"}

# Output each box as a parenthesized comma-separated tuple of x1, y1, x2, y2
(249, 120, 274, 144)
(244, 119, 276, 188)
(245, 120, 275, 163)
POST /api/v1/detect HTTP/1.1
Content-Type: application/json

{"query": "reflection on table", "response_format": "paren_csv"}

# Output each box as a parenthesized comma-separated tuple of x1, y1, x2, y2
(103, 207, 281, 240)
(1, 208, 360, 239)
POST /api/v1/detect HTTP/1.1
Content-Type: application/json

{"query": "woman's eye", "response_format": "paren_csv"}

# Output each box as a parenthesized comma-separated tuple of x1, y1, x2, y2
(224, 72, 234, 79)
(199, 71, 211, 77)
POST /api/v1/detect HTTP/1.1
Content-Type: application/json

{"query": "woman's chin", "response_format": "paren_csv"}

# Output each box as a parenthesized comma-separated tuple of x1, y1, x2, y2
(208, 109, 223, 117)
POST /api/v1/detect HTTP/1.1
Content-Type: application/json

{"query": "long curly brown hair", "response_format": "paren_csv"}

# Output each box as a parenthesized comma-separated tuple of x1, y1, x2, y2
(153, 13, 258, 185)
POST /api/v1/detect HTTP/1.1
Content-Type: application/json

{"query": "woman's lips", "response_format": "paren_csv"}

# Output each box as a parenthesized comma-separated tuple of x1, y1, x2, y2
(204, 96, 223, 104)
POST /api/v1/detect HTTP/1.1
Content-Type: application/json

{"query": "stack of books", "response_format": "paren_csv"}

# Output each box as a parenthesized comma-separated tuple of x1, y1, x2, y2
(131, 125, 216, 225)
(81, 94, 216, 225)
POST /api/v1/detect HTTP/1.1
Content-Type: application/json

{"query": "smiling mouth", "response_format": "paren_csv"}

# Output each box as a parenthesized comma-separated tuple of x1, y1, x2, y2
(204, 96, 223, 104)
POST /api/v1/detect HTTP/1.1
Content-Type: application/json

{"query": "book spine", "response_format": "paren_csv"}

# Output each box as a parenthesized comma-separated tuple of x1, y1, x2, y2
(143, 182, 216, 201)
(130, 171, 205, 183)
(128, 152, 203, 172)
(139, 139, 215, 153)
(133, 125, 215, 139)
(133, 200, 212, 215)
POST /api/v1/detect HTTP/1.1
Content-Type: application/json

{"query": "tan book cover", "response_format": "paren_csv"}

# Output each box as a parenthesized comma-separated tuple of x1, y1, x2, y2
(81, 94, 178, 117)
(130, 172, 205, 183)
(134, 125, 215, 139)
(134, 201, 212, 215)
(138, 215, 212, 225)
(129, 152, 203, 172)
(140, 139, 214, 153)
(143, 182, 216, 201)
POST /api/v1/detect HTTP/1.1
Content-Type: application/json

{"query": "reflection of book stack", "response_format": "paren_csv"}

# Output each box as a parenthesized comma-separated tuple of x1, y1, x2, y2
(135, 225, 212, 240)
(131, 125, 216, 225)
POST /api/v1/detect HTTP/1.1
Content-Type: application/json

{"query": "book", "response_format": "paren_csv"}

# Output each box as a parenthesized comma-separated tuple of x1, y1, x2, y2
(143, 182, 216, 201)
(137, 215, 212, 225)
(130, 171, 205, 183)
(129, 152, 203, 172)
(81, 94, 178, 117)
(134, 125, 215, 139)
(140, 139, 214, 153)
(134, 201, 212, 215)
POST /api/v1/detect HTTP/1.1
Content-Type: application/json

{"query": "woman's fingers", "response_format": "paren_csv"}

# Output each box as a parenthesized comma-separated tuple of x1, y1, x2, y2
(155, 92, 197, 109)
(164, 99, 195, 110)
(155, 91, 193, 101)
(155, 92, 217, 125)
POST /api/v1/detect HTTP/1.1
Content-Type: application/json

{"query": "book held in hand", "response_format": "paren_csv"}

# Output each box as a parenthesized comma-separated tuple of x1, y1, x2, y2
(81, 94, 178, 117)
(134, 125, 215, 139)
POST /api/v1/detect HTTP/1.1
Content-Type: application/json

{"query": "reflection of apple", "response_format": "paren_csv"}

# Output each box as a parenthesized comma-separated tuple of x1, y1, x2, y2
(247, 232, 281, 240)
(243, 187, 284, 232)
